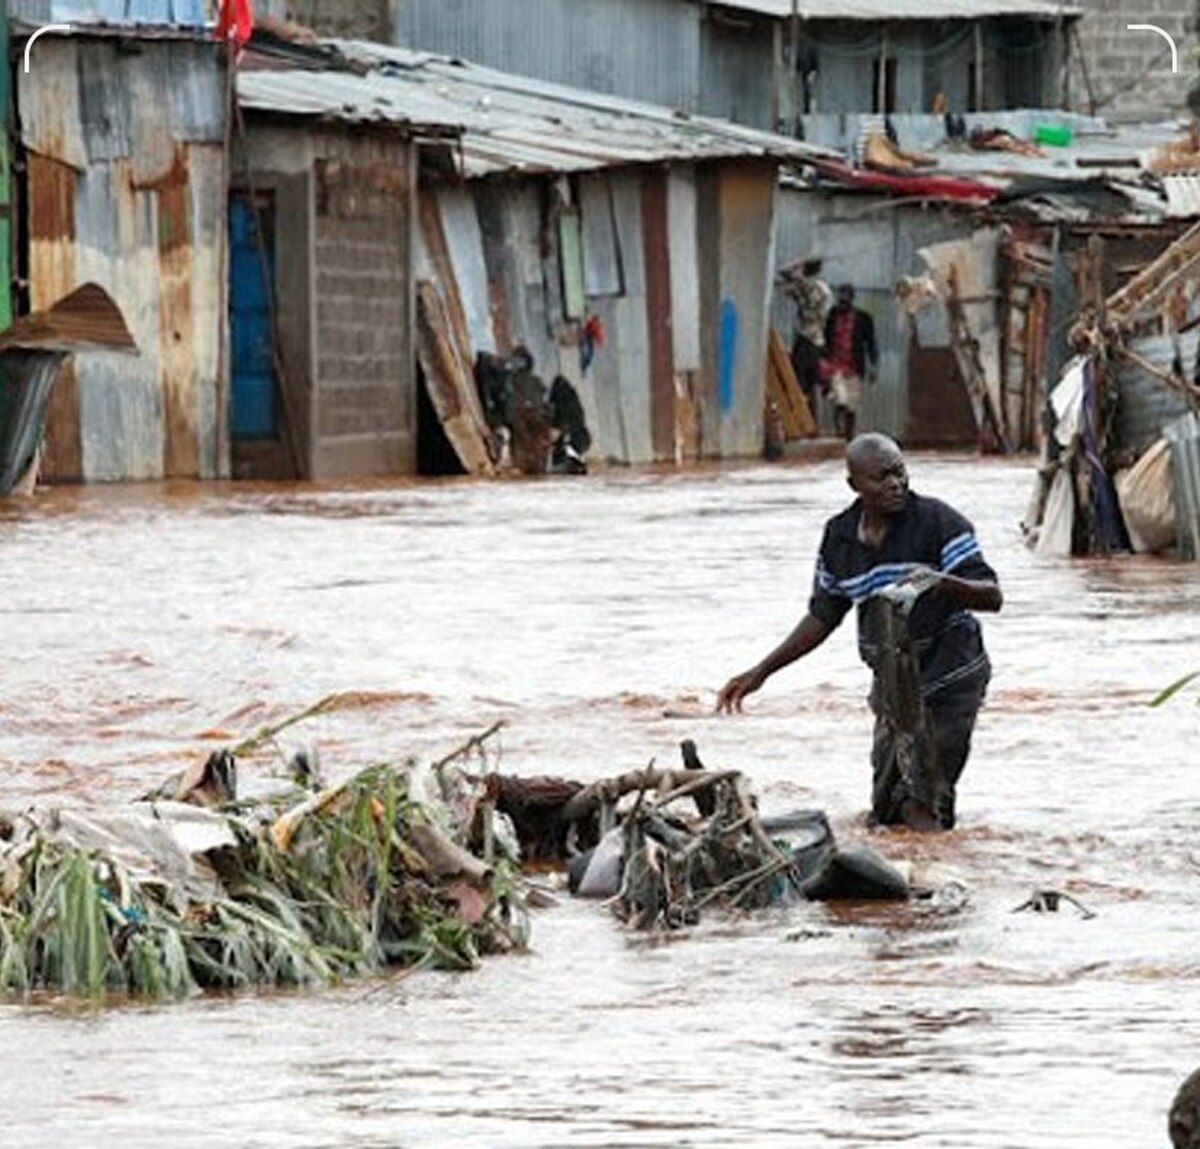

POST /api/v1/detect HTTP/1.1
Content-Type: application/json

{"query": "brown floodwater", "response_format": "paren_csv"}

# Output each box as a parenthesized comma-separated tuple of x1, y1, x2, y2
(0, 454, 1197, 1148)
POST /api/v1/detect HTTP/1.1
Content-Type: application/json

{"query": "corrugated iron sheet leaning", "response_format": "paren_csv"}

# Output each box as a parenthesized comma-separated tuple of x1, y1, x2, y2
(0, 283, 137, 496)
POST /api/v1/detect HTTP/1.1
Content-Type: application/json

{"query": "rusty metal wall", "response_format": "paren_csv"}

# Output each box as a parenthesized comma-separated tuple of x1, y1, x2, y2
(27, 153, 81, 480)
(1114, 332, 1196, 458)
(19, 36, 227, 483)
(418, 160, 779, 469)
(641, 173, 675, 461)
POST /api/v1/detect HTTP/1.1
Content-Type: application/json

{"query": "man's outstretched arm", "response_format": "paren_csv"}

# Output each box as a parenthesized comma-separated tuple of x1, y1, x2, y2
(716, 613, 834, 713)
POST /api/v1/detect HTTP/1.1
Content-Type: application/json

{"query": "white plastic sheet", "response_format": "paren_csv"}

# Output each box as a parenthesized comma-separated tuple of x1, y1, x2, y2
(1114, 438, 1176, 554)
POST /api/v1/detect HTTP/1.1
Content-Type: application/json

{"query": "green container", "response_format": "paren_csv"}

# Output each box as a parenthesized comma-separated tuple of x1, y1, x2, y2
(1035, 122, 1074, 148)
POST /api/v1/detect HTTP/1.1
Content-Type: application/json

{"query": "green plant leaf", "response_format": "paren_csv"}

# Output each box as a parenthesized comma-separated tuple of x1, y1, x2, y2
(1150, 671, 1200, 707)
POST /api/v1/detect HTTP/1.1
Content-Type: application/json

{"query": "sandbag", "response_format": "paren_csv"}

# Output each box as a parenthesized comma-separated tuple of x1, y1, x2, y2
(1115, 438, 1176, 554)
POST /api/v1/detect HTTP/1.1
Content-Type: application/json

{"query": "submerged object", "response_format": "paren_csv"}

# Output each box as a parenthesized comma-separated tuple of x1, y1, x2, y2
(798, 845, 910, 901)
(1171, 1067, 1200, 1149)
(762, 808, 910, 902)
(569, 825, 625, 898)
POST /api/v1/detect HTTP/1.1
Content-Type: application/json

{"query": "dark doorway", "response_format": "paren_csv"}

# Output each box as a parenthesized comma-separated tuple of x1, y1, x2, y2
(416, 366, 467, 476)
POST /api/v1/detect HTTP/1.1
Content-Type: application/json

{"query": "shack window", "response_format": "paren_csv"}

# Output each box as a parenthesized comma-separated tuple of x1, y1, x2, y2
(580, 176, 624, 296)
(559, 209, 586, 320)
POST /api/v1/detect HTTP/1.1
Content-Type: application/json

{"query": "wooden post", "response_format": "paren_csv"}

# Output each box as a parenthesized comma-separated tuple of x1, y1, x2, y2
(772, 19, 782, 130)
(789, 0, 800, 135)
(974, 22, 985, 112)
(876, 26, 889, 113)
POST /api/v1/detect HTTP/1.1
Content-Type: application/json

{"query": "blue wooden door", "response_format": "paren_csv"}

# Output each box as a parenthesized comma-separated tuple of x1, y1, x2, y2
(228, 194, 278, 438)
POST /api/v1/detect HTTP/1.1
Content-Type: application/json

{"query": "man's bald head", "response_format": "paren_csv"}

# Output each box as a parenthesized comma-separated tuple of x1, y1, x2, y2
(846, 432, 903, 478)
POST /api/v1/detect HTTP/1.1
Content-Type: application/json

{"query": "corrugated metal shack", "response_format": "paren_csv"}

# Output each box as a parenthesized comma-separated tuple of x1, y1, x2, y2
(782, 111, 1198, 453)
(13, 20, 228, 483)
(796, 105, 1200, 556)
(393, 0, 1077, 133)
(239, 39, 831, 473)
(228, 38, 464, 480)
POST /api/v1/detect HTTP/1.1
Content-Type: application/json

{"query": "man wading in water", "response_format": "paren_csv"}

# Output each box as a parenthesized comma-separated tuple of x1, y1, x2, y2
(716, 433, 1002, 830)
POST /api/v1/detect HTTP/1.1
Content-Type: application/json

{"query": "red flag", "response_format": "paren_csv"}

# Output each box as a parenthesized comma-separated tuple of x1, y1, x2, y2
(216, 0, 253, 51)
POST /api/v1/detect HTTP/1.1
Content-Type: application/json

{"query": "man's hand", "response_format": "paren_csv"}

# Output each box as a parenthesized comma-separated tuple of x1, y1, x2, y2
(877, 565, 943, 615)
(896, 564, 943, 591)
(716, 667, 765, 714)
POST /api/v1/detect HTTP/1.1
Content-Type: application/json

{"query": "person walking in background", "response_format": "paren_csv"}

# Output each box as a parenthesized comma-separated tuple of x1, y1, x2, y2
(715, 433, 1002, 831)
(822, 284, 878, 442)
(781, 257, 833, 420)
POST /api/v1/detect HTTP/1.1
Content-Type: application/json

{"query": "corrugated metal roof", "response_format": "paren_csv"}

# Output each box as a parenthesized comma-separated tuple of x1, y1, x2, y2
(0, 283, 136, 353)
(237, 40, 835, 177)
(9, 0, 205, 25)
(802, 111, 1190, 218)
(1162, 175, 1200, 219)
(710, 0, 1080, 19)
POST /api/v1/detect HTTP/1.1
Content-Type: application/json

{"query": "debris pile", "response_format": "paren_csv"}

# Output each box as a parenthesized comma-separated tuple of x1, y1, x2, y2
(0, 726, 529, 998)
(491, 743, 911, 931)
(0, 700, 918, 999)
(1023, 225, 1200, 561)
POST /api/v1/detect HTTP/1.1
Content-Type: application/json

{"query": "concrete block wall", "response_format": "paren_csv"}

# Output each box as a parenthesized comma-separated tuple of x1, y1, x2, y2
(311, 132, 414, 478)
(1068, 0, 1197, 122)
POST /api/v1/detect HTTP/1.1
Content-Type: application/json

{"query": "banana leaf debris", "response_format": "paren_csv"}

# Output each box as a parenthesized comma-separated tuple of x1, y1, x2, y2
(0, 708, 914, 1000)
(0, 722, 530, 999)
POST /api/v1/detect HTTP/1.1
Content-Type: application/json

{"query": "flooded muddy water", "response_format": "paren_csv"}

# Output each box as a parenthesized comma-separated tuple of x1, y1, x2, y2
(1, 454, 1198, 1147)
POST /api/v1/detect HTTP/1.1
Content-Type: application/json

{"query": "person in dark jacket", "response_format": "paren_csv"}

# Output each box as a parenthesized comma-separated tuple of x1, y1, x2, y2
(548, 375, 592, 474)
(715, 433, 1002, 831)
(822, 284, 878, 441)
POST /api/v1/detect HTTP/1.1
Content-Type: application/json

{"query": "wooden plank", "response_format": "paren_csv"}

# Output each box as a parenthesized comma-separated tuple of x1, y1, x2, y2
(946, 264, 1009, 453)
(765, 327, 816, 438)
(642, 172, 675, 462)
(766, 356, 803, 439)
(772, 329, 816, 437)
(765, 335, 800, 437)
(414, 281, 497, 476)
(1107, 218, 1200, 323)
